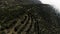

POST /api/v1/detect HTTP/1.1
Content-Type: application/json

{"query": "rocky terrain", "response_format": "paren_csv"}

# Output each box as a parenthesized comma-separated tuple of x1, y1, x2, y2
(0, 0, 60, 34)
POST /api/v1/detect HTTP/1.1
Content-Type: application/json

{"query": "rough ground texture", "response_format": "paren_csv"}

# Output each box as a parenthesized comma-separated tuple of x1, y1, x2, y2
(0, 0, 60, 34)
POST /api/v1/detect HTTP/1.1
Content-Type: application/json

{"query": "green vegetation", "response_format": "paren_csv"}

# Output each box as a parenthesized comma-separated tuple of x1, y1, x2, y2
(0, 0, 60, 34)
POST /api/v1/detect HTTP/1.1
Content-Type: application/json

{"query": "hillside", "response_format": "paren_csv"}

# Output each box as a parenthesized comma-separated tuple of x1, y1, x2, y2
(0, 0, 60, 34)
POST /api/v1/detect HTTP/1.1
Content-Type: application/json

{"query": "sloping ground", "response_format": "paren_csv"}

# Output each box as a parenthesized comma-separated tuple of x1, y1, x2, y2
(0, 3, 60, 34)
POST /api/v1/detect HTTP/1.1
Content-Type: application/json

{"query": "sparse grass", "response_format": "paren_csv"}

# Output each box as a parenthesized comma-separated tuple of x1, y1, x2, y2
(0, 1, 60, 34)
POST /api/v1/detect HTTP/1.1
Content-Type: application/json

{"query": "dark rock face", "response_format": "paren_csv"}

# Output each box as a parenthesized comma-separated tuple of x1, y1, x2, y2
(0, 0, 60, 34)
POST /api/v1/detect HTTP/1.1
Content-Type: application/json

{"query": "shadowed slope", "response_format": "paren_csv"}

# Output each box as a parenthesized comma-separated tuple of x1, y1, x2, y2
(0, 4, 60, 34)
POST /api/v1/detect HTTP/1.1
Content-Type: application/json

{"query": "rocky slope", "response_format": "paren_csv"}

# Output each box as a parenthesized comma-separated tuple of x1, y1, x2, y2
(0, 0, 60, 34)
